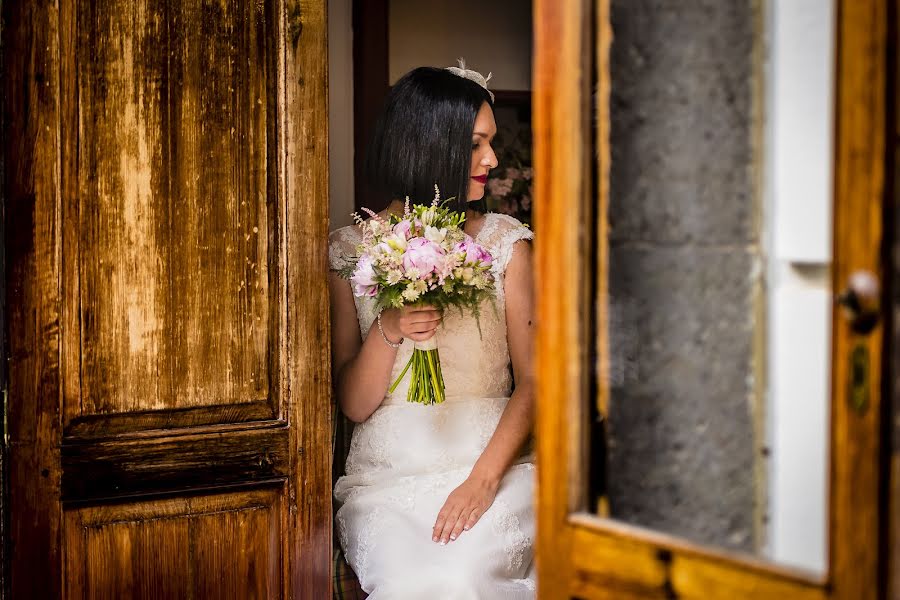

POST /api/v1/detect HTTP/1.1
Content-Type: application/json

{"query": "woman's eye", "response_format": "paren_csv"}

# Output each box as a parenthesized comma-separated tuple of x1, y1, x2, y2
(472, 142, 479, 149)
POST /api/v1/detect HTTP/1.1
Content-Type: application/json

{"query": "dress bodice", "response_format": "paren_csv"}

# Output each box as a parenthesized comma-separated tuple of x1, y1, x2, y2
(329, 212, 533, 404)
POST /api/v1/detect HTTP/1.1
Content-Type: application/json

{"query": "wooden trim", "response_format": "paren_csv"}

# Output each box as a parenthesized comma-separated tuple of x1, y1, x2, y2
(63, 401, 277, 440)
(535, 0, 890, 598)
(2, 0, 64, 597)
(829, 3, 888, 600)
(283, 0, 332, 597)
(568, 516, 827, 599)
(886, 2, 899, 597)
(351, 0, 389, 213)
(533, 0, 590, 597)
(60, 427, 290, 503)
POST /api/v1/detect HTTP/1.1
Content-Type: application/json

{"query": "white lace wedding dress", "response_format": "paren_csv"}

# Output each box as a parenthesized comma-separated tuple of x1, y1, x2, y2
(329, 212, 537, 600)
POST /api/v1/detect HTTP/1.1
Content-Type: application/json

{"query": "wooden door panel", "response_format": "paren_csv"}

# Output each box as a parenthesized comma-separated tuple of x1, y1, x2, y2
(166, 0, 276, 411)
(67, 0, 279, 428)
(73, 0, 169, 417)
(63, 488, 283, 599)
(4, 0, 331, 596)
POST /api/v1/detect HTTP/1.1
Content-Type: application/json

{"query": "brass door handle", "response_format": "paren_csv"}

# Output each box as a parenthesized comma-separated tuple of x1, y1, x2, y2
(836, 270, 880, 335)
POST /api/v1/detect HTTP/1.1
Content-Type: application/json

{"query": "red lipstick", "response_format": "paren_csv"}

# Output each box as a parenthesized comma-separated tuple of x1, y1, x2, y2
(471, 174, 487, 184)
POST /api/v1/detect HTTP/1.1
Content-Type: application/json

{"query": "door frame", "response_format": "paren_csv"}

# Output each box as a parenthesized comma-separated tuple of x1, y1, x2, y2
(533, 0, 889, 598)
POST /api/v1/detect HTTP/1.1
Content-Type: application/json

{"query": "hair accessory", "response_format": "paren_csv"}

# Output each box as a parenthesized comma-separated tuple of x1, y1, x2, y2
(376, 312, 403, 349)
(445, 58, 495, 102)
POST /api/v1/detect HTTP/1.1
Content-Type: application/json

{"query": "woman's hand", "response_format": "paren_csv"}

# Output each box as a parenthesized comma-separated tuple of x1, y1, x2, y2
(432, 475, 499, 544)
(380, 304, 443, 344)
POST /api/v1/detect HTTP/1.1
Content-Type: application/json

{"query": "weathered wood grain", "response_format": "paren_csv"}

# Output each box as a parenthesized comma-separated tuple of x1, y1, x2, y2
(61, 425, 289, 503)
(63, 489, 282, 599)
(284, 0, 332, 597)
(6, 0, 331, 596)
(167, 0, 273, 410)
(64, 400, 274, 439)
(76, 0, 171, 414)
(72, 0, 276, 421)
(3, 0, 64, 597)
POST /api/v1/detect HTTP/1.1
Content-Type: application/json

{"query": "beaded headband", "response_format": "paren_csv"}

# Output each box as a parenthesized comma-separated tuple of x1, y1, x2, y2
(445, 58, 495, 102)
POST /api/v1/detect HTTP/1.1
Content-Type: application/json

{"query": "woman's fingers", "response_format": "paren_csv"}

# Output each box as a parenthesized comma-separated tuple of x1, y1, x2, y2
(405, 310, 442, 324)
(448, 510, 472, 541)
(433, 504, 481, 544)
(408, 330, 437, 342)
(407, 318, 442, 334)
(433, 505, 456, 543)
(439, 509, 461, 544)
(463, 507, 481, 531)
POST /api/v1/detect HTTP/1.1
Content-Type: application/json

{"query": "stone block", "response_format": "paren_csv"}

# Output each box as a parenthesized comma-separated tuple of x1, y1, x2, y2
(605, 245, 759, 552)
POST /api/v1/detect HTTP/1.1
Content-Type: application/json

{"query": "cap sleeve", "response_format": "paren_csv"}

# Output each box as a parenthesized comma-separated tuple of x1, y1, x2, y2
(481, 213, 533, 276)
(328, 225, 361, 272)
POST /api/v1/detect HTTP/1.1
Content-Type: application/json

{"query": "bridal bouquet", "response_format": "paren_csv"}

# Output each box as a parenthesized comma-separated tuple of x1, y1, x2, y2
(341, 186, 495, 405)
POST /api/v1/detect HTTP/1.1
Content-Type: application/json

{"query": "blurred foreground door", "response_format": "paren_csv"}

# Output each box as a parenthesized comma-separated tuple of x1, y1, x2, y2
(3, 0, 330, 597)
(533, 0, 891, 599)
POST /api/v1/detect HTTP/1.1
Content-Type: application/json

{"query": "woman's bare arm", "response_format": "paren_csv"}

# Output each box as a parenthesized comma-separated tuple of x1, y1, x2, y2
(330, 272, 397, 422)
(432, 239, 535, 543)
(330, 272, 443, 423)
(471, 239, 535, 481)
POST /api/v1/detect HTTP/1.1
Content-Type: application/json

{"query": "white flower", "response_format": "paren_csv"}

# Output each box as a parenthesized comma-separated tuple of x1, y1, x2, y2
(402, 284, 421, 302)
(424, 226, 447, 243)
(384, 232, 408, 251)
(420, 207, 437, 227)
(386, 270, 403, 285)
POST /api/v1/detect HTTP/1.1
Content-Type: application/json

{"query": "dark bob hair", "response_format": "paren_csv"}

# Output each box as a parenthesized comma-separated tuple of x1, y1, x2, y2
(365, 67, 494, 213)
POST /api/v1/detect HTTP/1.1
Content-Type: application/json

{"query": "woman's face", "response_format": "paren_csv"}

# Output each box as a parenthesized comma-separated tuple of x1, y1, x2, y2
(468, 101, 499, 201)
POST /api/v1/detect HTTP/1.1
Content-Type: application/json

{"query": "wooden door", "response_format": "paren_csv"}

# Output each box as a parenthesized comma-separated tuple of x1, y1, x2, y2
(2, 0, 330, 597)
(534, 0, 889, 599)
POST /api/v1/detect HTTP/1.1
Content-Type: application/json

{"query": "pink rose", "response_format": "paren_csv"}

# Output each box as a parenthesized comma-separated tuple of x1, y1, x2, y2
(402, 237, 446, 275)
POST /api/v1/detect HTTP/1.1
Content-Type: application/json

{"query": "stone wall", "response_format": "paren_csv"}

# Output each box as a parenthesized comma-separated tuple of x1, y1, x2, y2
(605, 0, 763, 552)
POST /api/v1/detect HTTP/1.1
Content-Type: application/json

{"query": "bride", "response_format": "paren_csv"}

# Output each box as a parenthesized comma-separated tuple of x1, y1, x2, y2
(329, 63, 536, 599)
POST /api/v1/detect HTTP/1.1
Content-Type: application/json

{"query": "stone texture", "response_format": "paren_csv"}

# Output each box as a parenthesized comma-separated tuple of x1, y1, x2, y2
(607, 246, 758, 551)
(609, 0, 757, 245)
(604, 0, 761, 553)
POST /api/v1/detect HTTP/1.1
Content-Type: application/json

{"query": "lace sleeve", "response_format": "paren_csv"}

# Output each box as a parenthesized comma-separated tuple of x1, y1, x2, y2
(329, 226, 361, 272)
(478, 214, 534, 303)
(492, 220, 534, 275)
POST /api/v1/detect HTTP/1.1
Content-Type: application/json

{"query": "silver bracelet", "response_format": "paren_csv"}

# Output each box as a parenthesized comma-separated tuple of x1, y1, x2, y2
(376, 313, 402, 349)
